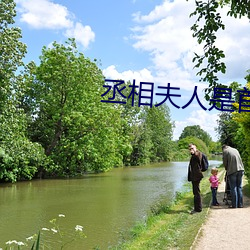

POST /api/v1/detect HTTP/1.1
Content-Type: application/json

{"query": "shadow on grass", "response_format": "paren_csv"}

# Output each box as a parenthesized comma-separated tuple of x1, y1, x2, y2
(149, 190, 213, 216)
(243, 182, 250, 197)
(208, 185, 250, 209)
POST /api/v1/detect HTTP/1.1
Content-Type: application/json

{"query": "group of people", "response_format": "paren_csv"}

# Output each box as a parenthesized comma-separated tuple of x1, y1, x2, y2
(188, 143, 244, 214)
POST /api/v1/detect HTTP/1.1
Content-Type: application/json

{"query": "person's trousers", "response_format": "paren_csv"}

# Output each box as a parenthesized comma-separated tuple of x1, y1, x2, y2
(228, 170, 244, 208)
(211, 187, 218, 205)
(192, 180, 202, 212)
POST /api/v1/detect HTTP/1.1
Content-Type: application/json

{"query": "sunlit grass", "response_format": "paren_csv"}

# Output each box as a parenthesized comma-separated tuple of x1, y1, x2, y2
(111, 172, 223, 250)
(112, 168, 250, 250)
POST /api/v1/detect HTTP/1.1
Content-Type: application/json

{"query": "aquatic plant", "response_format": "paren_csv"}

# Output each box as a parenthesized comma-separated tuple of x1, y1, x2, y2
(1, 214, 86, 249)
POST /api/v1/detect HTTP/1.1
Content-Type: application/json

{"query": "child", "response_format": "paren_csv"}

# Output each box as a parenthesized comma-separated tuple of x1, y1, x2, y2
(209, 168, 220, 206)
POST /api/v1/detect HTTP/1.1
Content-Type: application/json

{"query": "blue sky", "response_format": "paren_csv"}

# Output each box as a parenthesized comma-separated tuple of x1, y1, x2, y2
(14, 0, 250, 141)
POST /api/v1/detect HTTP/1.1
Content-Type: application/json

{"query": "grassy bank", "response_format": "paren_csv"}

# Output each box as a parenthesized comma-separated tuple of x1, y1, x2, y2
(111, 169, 225, 250)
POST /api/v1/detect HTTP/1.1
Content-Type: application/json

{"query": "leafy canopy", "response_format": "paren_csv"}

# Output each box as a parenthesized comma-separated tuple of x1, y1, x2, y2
(189, 0, 250, 100)
(179, 125, 212, 145)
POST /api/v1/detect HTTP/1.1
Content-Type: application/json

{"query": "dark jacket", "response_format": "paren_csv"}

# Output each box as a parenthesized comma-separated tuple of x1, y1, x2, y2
(188, 150, 204, 182)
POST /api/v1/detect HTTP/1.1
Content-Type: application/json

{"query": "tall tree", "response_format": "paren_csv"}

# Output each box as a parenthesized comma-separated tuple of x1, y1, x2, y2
(231, 72, 250, 176)
(189, 0, 250, 100)
(0, 0, 26, 108)
(143, 104, 174, 162)
(0, 0, 46, 182)
(178, 136, 209, 156)
(25, 39, 128, 175)
(179, 125, 212, 146)
(215, 112, 240, 147)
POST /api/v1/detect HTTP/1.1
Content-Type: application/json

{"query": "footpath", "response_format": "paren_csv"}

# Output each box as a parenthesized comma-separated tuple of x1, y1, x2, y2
(191, 173, 250, 250)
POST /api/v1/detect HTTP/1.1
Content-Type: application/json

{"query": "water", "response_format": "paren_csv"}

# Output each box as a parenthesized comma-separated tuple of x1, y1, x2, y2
(0, 159, 221, 249)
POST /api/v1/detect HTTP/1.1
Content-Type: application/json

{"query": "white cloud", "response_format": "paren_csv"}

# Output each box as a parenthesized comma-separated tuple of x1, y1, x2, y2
(103, 65, 154, 83)
(65, 22, 95, 48)
(130, 0, 250, 89)
(214, 7, 250, 81)
(16, 0, 95, 49)
(125, 0, 250, 140)
(131, 0, 198, 90)
(132, 1, 175, 23)
(16, 0, 73, 29)
(173, 110, 219, 141)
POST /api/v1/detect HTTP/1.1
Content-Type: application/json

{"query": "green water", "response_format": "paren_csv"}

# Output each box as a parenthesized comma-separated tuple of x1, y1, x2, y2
(0, 160, 221, 249)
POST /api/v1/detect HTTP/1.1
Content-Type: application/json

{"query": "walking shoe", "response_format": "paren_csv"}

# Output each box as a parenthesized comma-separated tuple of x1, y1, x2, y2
(190, 209, 201, 214)
(212, 203, 220, 206)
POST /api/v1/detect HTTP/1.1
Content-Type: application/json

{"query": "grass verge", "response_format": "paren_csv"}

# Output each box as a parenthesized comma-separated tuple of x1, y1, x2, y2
(111, 170, 226, 250)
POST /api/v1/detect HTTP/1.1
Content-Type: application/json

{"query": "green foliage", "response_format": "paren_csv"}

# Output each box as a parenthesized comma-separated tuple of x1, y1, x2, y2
(0, 0, 49, 182)
(0, 0, 177, 181)
(179, 125, 212, 146)
(178, 136, 209, 155)
(129, 104, 174, 165)
(24, 39, 129, 175)
(0, 0, 27, 107)
(215, 112, 241, 147)
(190, 0, 226, 100)
(31, 231, 40, 250)
(209, 141, 222, 154)
(0, 108, 50, 182)
(129, 122, 153, 166)
(232, 72, 250, 177)
(144, 104, 173, 162)
(189, 0, 250, 100)
(222, 0, 250, 19)
(114, 176, 213, 250)
(171, 148, 190, 161)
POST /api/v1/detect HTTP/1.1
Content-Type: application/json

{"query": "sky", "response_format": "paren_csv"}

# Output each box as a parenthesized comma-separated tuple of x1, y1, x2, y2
(14, 0, 250, 141)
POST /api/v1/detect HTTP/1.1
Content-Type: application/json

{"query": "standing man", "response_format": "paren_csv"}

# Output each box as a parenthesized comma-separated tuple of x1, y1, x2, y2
(222, 144, 244, 208)
(188, 143, 204, 214)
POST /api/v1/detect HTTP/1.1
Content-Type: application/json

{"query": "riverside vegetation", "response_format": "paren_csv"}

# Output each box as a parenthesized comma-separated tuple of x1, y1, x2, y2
(113, 167, 250, 250)
(1, 0, 250, 248)
(110, 169, 223, 250)
(1, 214, 86, 249)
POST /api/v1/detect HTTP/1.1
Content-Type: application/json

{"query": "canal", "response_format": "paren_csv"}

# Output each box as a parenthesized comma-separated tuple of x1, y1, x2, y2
(0, 159, 221, 249)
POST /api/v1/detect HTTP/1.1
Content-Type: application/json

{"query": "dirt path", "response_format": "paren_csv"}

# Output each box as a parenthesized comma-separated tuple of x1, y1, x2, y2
(192, 173, 250, 250)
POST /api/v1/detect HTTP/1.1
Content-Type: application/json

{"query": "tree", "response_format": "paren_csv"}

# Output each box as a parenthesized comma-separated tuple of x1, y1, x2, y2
(189, 0, 250, 100)
(0, 0, 27, 108)
(24, 39, 129, 175)
(113, 80, 141, 166)
(0, 0, 47, 182)
(126, 104, 174, 165)
(178, 136, 209, 156)
(143, 104, 174, 162)
(179, 125, 212, 146)
(215, 112, 240, 147)
(231, 72, 250, 176)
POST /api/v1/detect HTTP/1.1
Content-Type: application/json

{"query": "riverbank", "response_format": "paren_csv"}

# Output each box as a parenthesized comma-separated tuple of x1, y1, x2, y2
(112, 168, 225, 249)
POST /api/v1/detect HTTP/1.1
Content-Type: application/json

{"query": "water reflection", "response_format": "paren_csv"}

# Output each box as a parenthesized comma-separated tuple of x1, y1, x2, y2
(0, 159, 221, 249)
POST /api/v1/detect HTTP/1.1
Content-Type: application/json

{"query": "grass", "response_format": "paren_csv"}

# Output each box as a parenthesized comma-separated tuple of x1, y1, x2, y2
(111, 169, 226, 250)
(243, 177, 250, 197)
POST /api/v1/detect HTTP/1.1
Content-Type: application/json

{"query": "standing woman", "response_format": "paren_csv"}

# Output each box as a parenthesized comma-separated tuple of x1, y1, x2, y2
(188, 143, 204, 214)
